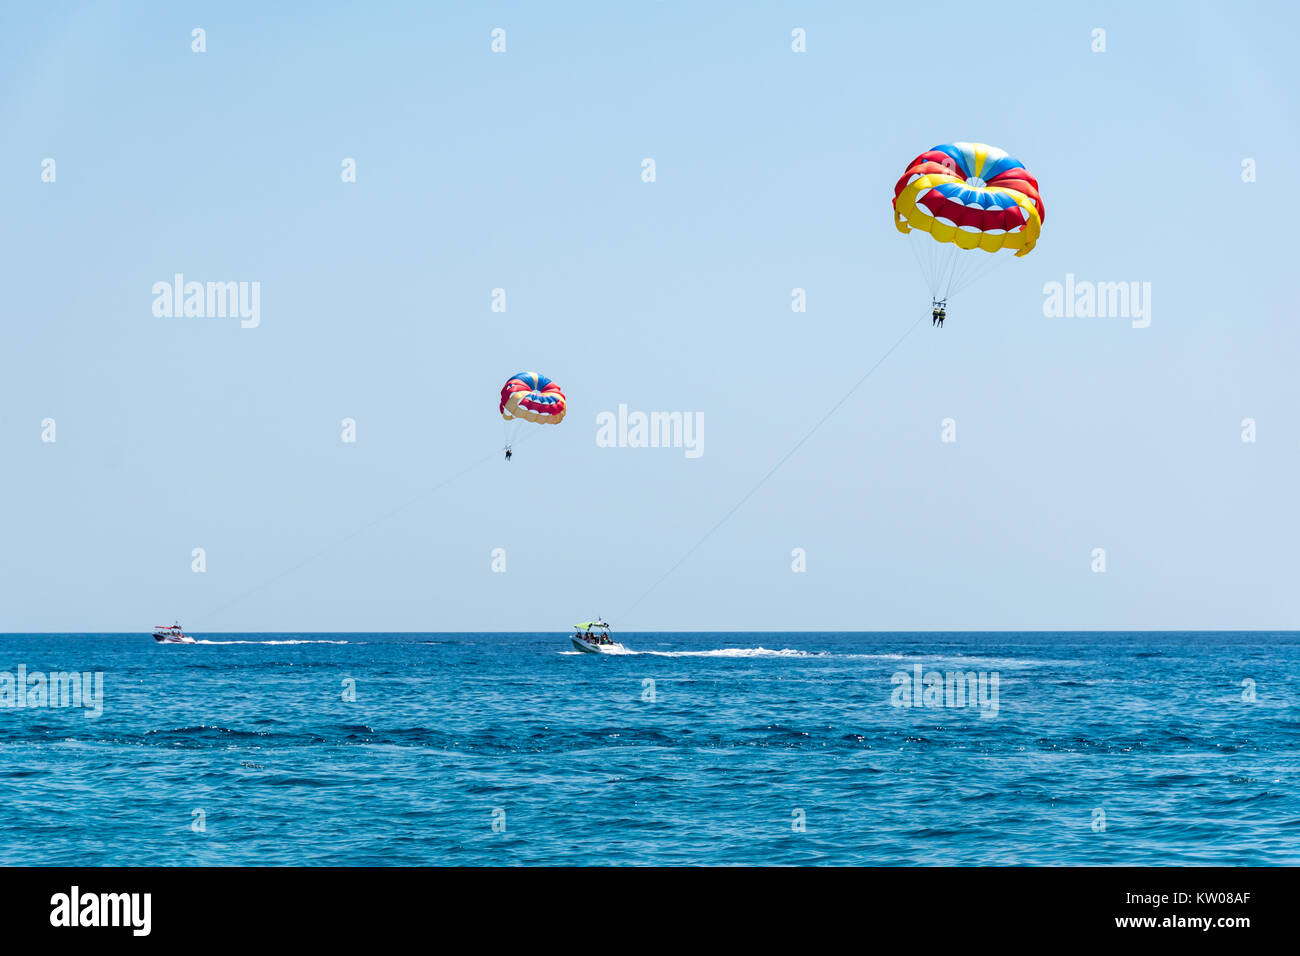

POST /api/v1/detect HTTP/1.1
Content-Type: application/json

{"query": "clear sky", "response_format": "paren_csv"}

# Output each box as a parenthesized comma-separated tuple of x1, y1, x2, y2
(2, 1, 1297, 632)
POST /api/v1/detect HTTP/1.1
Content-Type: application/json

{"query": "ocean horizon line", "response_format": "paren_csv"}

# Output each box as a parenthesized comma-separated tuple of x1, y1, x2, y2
(4, 629, 1298, 637)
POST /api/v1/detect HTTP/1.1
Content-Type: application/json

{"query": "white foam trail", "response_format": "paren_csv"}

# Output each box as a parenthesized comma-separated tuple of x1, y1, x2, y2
(560, 646, 823, 659)
(194, 639, 351, 645)
(563, 647, 1078, 663)
(644, 647, 823, 658)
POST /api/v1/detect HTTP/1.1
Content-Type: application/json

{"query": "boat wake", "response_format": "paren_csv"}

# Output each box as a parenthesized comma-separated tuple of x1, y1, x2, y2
(193, 639, 352, 645)
(644, 647, 824, 658)
(562, 646, 823, 659)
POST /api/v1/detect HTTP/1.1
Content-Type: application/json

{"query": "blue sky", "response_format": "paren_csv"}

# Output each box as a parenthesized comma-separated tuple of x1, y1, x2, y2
(2, 1, 1297, 631)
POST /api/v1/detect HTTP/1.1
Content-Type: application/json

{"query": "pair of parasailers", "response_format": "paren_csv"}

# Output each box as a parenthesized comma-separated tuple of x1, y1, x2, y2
(931, 300, 947, 328)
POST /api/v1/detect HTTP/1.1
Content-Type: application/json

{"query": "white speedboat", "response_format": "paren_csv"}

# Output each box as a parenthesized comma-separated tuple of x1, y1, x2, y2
(152, 623, 196, 644)
(570, 619, 626, 653)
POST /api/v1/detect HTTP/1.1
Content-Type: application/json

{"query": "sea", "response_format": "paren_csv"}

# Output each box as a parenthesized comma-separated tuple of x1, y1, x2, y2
(0, 631, 1296, 866)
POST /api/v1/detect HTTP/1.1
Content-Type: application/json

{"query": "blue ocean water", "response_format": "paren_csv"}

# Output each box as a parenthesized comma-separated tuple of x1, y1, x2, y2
(0, 632, 1296, 866)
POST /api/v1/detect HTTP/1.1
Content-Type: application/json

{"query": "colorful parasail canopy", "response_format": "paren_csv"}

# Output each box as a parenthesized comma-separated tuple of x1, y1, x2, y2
(892, 142, 1045, 257)
(500, 372, 566, 424)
